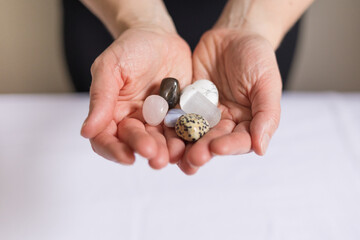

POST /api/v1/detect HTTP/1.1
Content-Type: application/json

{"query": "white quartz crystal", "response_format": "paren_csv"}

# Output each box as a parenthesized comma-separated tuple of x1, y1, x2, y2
(180, 79, 219, 108)
(181, 91, 221, 128)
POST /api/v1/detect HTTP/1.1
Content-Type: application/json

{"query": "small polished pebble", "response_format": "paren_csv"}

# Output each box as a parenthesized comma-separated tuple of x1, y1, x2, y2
(159, 77, 180, 108)
(192, 79, 219, 105)
(142, 95, 169, 126)
(164, 109, 186, 128)
(175, 113, 210, 142)
(180, 79, 219, 107)
(181, 91, 221, 128)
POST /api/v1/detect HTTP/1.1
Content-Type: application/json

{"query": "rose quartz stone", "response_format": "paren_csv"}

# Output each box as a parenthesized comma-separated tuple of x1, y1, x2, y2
(142, 95, 169, 126)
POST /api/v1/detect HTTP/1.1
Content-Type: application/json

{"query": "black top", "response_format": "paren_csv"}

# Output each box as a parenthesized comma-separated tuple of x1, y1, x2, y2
(164, 0, 228, 50)
(62, 0, 301, 92)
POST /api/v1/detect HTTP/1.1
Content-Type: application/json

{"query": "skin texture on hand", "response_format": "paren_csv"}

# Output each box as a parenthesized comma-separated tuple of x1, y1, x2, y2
(177, 29, 282, 175)
(81, 27, 192, 169)
(79, 0, 312, 175)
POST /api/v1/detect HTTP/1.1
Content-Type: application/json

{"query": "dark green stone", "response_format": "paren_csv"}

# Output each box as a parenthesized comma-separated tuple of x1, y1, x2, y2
(159, 77, 180, 108)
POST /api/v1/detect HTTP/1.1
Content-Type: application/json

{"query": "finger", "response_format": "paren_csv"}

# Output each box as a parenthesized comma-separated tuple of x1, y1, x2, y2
(81, 55, 123, 139)
(146, 125, 169, 170)
(163, 126, 186, 164)
(250, 75, 282, 156)
(210, 121, 252, 155)
(178, 144, 199, 175)
(186, 119, 235, 167)
(117, 118, 157, 159)
(90, 121, 135, 165)
(192, 42, 211, 82)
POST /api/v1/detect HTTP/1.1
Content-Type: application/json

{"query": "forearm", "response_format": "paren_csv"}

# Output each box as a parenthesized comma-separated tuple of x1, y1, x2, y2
(80, 0, 176, 38)
(215, 0, 314, 49)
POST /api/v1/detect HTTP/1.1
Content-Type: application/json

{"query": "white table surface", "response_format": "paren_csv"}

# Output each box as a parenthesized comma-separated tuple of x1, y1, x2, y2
(0, 92, 360, 240)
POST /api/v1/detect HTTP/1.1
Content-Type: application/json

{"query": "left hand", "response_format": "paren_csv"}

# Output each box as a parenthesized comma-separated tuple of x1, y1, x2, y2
(177, 28, 282, 175)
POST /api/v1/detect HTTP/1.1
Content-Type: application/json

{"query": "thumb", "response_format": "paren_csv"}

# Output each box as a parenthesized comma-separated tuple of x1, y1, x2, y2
(250, 74, 282, 156)
(81, 58, 122, 139)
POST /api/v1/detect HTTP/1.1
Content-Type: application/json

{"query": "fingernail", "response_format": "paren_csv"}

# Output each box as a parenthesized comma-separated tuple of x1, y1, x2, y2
(261, 134, 270, 155)
(81, 118, 88, 130)
(120, 162, 133, 166)
(188, 162, 199, 170)
(80, 120, 88, 137)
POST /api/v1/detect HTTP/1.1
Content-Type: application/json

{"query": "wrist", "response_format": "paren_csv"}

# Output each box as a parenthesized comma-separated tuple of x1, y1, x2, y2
(214, 0, 313, 50)
(115, 4, 177, 37)
(81, 0, 176, 38)
(214, 0, 284, 49)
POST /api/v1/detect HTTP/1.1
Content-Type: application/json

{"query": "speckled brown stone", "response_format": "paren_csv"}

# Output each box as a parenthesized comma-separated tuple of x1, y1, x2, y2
(175, 113, 210, 142)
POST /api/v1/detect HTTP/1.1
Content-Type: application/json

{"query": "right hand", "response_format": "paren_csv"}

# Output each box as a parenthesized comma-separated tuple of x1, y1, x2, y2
(81, 27, 192, 169)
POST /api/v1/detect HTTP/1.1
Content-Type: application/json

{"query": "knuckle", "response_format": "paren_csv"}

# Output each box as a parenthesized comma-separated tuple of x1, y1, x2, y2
(267, 111, 280, 133)
(90, 58, 99, 74)
(90, 56, 105, 76)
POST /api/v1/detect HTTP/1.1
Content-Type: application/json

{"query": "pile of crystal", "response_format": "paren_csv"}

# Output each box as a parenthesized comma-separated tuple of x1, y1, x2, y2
(142, 78, 221, 142)
(179, 79, 221, 128)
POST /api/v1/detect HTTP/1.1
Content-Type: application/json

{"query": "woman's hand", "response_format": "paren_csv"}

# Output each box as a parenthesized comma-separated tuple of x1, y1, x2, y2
(177, 28, 282, 175)
(176, 0, 313, 175)
(81, 26, 192, 169)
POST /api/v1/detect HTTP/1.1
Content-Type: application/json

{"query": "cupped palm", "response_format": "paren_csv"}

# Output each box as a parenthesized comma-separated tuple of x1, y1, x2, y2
(178, 29, 282, 174)
(81, 28, 192, 168)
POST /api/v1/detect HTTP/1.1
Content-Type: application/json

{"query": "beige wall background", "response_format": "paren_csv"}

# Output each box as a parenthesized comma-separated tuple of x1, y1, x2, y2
(0, 1, 72, 93)
(289, 0, 360, 91)
(0, 0, 359, 93)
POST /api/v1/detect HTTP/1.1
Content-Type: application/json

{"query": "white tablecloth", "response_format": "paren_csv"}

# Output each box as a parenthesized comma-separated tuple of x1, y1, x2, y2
(0, 92, 359, 240)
